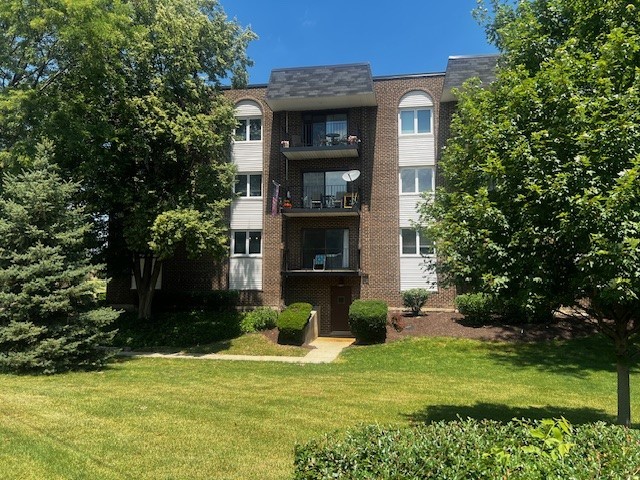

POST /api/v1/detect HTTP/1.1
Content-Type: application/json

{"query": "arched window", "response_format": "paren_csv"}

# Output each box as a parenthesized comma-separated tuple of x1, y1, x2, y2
(398, 91, 434, 135)
(234, 100, 263, 141)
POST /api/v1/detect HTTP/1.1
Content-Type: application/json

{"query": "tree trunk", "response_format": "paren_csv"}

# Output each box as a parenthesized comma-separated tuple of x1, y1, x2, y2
(617, 359, 631, 427)
(133, 254, 162, 320)
(138, 284, 156, 320)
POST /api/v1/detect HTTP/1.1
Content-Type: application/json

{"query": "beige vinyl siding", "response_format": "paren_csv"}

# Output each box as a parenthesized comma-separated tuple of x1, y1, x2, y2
(398, 136, 435, 166)
(399, 91, 434, 109)
(229, 257, 263, 290)
(230, 99, 264, 291)
(235, 100, 262, 117)
(230, 199, 263, 230)
(399, 194, 421, 227)
(398, 90, 437, 293)
(400, 257, 437, 291)
(231, 142, 263, 171)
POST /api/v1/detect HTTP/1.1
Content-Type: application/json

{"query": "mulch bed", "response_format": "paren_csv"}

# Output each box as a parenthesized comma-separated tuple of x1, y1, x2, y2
(262, 311, 599, 345)
(386, 311, 599, 343)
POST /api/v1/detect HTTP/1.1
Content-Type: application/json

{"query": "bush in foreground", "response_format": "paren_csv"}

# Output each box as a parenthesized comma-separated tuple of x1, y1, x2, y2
(277, 303, 312, 345)
(294, 418, 640, 479)
(348, 300, 388, 343)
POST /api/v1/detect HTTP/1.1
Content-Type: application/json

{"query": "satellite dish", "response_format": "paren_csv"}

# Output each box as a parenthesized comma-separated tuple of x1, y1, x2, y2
(342, 170, 361, 182)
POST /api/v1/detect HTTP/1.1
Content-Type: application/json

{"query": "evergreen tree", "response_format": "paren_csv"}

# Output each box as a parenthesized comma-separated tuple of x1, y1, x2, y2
(0, 145, 119, 373)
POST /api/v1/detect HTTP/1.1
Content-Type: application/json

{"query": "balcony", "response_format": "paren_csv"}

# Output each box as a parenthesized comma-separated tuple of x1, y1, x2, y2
(283, 242, 360, 277)
(281, 185, 360, 217)
(281, 132, 360, 161)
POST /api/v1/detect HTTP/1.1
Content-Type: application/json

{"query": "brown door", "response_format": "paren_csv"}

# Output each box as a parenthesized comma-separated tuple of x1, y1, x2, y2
(330, 286, 351, 332)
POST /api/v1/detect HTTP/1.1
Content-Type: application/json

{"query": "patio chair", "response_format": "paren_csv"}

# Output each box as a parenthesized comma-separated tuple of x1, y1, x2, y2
(313, 254, 326, 271)
(343, 192, 358, 208)
(310, 192, 323, 209)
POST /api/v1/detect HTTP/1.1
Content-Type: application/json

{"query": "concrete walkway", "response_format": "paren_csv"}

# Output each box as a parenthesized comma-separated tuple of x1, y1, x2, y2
(118, 337, 355, 364)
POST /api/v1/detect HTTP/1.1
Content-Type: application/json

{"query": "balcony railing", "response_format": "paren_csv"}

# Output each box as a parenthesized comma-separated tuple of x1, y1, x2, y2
(282, 248, 360, 274)
(280, 186, 360, 217)
(280, 135, 360, 160)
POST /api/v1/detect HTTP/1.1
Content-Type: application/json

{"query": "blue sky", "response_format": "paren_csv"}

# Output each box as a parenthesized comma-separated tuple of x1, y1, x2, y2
(222, 1, 498, 85)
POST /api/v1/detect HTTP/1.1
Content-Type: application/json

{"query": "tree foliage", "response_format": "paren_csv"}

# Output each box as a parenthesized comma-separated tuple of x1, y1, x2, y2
(0, 144, 118, 373)
(421, 0, 640, 425)
(0, 0, 256, 319)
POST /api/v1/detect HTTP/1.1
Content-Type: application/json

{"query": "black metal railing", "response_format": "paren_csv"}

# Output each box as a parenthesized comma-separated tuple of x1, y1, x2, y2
(299, 185, 359, 209)
(283, 248, 360, 272)
(302, 122, 348, 146)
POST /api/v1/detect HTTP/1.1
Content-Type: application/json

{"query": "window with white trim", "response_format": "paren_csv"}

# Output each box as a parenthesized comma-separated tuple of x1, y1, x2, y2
(400, 229, 434, 256)
(399, 108, 432, 135)
(234, 173, 262, 197)
(232, 231, 262, 256)
(234, 117, 262, 141)
(400, 167, 434, 194)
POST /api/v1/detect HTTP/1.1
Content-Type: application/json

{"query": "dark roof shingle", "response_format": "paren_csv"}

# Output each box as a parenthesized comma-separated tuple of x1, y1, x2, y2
(443, 54, 499, 101)
(265, 63, 376, 111)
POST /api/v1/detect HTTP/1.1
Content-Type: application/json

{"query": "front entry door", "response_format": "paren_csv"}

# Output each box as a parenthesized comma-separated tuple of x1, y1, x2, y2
(330, 286, 351, 332)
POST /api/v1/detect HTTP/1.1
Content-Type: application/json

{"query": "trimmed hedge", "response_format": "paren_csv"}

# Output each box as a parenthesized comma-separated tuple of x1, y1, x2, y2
(294, 418, 640, 479)
(348, 299, 388, 343)
(277, 302, 312, 345)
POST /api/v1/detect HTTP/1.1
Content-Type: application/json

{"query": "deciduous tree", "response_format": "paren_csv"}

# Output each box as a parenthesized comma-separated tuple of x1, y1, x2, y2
(421, 0, 640, 425)
(0, 0, 256, 319)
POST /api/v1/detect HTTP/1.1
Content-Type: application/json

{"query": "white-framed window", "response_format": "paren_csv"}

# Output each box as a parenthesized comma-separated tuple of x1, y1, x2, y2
(234, 173, 262, 197)
(400, 228, 434, 256)
(399, 108, 432, 135)
(400, 167, 434, 194)
(234, 117, 262, 141)
(232, 230, 262, 256)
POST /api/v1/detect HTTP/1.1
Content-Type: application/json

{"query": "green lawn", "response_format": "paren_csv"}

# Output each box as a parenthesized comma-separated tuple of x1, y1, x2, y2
(0, 335, 637, 479)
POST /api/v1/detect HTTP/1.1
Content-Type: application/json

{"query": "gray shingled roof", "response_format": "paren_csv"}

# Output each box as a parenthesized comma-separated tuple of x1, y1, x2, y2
(442, 54, 500, 101)
(265, 63, 377, 111)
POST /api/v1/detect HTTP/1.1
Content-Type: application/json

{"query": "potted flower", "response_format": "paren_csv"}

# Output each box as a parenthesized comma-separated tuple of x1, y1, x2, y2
(282, 199, 292, 208)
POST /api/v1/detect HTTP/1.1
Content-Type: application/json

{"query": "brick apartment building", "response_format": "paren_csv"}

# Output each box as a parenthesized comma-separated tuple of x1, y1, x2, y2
(107, 54, 498, 335)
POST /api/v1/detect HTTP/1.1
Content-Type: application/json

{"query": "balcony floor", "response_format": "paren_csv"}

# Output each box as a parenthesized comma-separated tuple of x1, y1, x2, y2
(283, 269, 361, 277)
(282, 207, 359, 217)
(281, 144, 359, 160)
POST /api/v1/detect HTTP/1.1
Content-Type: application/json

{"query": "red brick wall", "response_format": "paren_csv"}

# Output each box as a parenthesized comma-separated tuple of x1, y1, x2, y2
(360, 75, 455, 309)
(108, 76, 460, 320)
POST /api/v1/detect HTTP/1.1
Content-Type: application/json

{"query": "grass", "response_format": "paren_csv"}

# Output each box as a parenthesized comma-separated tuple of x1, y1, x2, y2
(182, 332, 309, 356)
(0, 335, 637, 479)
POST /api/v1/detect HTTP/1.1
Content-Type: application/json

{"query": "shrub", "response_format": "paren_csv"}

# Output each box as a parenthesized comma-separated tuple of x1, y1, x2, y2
(294, 418, 640, 479)
(154, 290, 239, 312)
(348, 300, 388, 344)
(402, 288, 430, 316)
(277, 303, 312, 345)
(112, 310, 242, 349)
(455, 292, 495, 325)
(241, 307, 279, 333)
